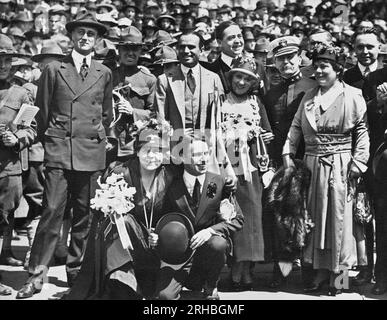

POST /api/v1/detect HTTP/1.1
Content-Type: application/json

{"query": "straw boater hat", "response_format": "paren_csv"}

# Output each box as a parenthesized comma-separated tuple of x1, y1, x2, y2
(66, 9, 108, 36)
(31, 41, 65, 62)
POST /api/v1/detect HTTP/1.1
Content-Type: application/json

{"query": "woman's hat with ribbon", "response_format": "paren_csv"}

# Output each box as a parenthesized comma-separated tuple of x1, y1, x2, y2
(129, 117, 173, 152)
(227, 56, 260, 81)
(155, 212, 195, 266)
(310, 43, 346, 66)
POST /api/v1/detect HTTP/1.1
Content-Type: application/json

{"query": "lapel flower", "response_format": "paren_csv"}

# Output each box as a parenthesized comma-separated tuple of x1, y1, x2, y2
(206, 182, 217, 199)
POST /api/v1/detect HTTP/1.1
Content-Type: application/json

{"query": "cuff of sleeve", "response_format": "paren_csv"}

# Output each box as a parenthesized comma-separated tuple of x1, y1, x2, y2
(208, 227, 222, 237)
(352, 159, 368, 173)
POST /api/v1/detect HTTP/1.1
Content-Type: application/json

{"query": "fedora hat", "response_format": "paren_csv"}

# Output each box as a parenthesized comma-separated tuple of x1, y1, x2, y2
(96, 12, 118, 27)
(66, 9, 108, 36)
(152, 45, 179, 65)
(117, 26, 143, 46)
(31, 41, 65, 62)
(0, 34, 27, 60)
(155, 212, 195, 266)
(0, 13, 10, 27)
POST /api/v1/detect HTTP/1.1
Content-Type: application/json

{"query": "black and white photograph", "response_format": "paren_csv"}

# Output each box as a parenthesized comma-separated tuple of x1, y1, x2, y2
(1, 0, 387, 305)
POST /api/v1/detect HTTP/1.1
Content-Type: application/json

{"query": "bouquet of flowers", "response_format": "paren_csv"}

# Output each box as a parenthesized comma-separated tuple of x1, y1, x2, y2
(221, 112, 262, 144)
(90, 173, 136, 250)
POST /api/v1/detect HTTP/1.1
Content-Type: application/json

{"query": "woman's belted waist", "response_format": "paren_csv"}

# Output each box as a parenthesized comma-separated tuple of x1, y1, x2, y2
(305, 133, 352, 156)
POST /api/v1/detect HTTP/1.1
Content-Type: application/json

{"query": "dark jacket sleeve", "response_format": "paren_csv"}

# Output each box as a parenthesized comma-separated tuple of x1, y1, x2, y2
(35, 63, 55, 141)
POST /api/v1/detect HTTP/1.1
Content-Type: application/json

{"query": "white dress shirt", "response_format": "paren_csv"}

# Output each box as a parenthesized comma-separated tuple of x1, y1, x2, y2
(358, 61, 378, 76)
(181, 63, 200, 85)
(221, 52, 235, 68)
(183, 170, 205, 197)
(71, 50, 92, 74)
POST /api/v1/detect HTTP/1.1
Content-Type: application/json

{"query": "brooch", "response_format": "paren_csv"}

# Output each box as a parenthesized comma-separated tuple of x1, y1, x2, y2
(206, 182, 217, 198)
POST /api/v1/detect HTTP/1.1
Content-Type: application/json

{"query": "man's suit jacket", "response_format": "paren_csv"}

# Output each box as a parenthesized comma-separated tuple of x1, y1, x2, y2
(156, 65, 224, 131)
(343, 64, 367, 90)
(201, 56, 231, 93)
(166, 171, 244, 240)
(36, 54, 113, 171)
(363, 67, 387, 159)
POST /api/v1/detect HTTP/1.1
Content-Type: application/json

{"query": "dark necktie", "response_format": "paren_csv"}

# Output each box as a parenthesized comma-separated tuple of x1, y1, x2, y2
(192, 178, 201, 210)
(80, 57, 89, 81)
(363, 66, 371, 78)
(187, 68, 196, 94)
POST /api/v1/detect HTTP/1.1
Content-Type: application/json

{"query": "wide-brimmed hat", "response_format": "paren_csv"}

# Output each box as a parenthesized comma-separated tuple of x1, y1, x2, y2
(152, 46, 179, 65)
(66, 9, 108, 36)
(117, 17, 132, 29)
(155, 212, 195, 266)
(12, 11, 34, 23)
(227, 57, 260, 81)
(150, 30, 177, 52)
(253, 38, 270, 53)
(31, 41, 65, 62)
(96, 12, 118, 27)
(96, 3, 115, 13)
(7, 27, 26, 41)
(122, 1, 141, 14)
(156, 14, 176, 26)
(0, 34, 27, 60)
(117, 26, 143, 46)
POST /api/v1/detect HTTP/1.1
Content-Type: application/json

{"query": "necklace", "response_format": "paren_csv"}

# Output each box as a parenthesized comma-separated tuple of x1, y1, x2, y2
(140, 173, 158, 231)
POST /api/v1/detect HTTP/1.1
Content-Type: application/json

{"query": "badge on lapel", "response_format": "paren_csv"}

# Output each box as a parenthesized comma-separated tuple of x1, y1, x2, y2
(206, 182, 217, 198)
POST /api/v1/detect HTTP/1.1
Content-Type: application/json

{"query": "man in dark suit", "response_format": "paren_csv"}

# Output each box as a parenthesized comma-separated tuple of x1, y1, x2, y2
(156, 136, 244, 300)
(201, 21, 246, 94)
(17, 10, 113, 299)
(343, 28, 382, 286)
(363, 67, 387, 294)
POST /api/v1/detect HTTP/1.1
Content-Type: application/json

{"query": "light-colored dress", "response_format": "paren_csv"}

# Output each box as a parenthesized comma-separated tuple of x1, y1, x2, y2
(222, 93, 271, 262)
(283, 81, 370, 272)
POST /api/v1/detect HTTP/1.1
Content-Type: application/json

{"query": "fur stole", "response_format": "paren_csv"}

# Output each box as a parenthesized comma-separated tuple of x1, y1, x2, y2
(266, 159, 314, 261)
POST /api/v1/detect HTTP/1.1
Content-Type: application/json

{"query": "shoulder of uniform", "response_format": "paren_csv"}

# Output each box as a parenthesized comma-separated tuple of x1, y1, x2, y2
(139, 66, 155, 77)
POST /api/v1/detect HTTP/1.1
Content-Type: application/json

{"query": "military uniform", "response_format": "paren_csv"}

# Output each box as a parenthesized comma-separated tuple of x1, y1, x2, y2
(0, 83, 36, 232)
(111, 65, 157, 159)
(263, 73, 316, 166)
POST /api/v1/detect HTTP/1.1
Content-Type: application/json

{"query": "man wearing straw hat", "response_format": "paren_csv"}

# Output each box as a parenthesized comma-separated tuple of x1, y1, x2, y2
(0, 34, 36, 296)
(17, 9, 113, 299)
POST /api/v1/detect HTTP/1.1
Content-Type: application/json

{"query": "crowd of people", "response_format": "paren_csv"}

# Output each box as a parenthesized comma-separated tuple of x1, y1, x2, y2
(1, 0, 387, 300)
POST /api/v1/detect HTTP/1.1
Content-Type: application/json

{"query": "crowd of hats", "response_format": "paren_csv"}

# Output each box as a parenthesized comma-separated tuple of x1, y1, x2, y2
(1, 0, 387, 80)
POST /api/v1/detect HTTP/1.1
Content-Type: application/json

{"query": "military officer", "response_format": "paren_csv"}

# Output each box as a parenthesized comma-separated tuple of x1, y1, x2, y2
(263, 36, 317, 168)
(262, 36, 316, 290)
